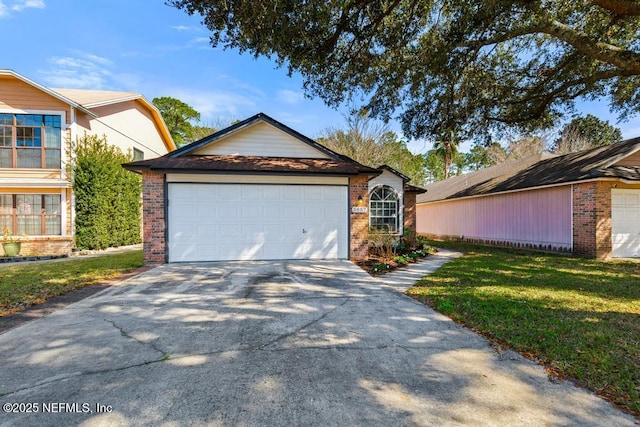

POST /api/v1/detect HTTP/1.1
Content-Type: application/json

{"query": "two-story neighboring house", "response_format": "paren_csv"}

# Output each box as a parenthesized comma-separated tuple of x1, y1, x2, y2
(0, 69, 175, 256)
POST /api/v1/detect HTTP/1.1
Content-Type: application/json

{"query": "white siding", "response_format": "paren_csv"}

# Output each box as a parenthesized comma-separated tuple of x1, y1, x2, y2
(368, 169, 403, 194)
(167, 174, 348, 185)
(77, 102, 170, 157)
(193, 121, 330, 158)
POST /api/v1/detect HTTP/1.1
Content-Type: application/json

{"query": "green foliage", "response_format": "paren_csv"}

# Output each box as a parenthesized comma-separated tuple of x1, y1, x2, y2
(0, 251, 143, 316)
(152, 96, 201, 147)
(72, 134, 142, 250)
(553, 114, 623, 154)
(368, 227, 398, 262)
(190, 124, 217, 141)
(318, 115, 427, 185)
(465, 145, 494, 171)
(407, 244, 640, 415)
(171, 0, 640, 141)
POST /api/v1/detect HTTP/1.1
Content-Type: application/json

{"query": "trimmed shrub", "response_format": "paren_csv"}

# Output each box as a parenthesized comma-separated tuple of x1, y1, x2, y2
(71, 134, 141, 250)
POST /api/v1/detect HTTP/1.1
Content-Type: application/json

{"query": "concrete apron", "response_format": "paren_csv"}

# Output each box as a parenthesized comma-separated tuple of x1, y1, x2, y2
(0, 255, 636, 426)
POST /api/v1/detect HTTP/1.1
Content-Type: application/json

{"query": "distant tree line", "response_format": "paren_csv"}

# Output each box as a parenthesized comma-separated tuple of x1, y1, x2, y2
(152, 96, 624, 185)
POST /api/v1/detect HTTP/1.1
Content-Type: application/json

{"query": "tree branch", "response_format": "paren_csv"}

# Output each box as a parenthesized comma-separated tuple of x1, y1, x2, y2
(541, 18, 640, 74)
(589, 0, 640, 17)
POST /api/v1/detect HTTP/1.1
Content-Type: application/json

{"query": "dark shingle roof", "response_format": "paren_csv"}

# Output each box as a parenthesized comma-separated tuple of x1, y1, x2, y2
(418, 137, 640, 203)
(123, 155, 380, 176)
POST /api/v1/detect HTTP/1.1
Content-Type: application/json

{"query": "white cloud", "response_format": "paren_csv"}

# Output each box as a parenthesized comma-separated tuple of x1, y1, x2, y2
(11, 0, 44, 12)
(39, 52, 113, 89)
(276, 89, 304, 105)
(170, 25, 204, 32)
(0, 2, 8, 17)
(169, 88, 258, 119)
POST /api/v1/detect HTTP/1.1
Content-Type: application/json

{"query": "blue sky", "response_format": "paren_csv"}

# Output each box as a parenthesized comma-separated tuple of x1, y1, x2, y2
(1, 0, 638, 154)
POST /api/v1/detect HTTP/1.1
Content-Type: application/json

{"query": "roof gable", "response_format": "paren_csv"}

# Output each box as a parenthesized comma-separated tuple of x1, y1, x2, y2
(170, 113, 340, 160)
(192, 120, 331, 158)
(377, 165, 410, 182)
(0, 69, 94, 117)
(0, 69, 175, 152)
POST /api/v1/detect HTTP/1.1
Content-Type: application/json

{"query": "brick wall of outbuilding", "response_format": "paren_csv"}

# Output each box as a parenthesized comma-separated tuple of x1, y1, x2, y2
(349, 175, 369, 260)
(572, 182, 612, 258)
(142, 171, 166, 264)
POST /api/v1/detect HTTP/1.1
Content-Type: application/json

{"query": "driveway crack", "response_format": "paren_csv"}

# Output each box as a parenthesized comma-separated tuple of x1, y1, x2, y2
(104, 318, 168, 360)
(257, 297, 351, 350)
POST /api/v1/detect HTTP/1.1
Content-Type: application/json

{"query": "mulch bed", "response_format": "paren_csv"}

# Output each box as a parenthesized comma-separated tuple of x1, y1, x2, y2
(355, 250, 433, 276)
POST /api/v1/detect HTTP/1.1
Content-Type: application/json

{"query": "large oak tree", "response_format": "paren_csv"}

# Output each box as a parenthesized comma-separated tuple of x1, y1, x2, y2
(170, 0, 640, 141)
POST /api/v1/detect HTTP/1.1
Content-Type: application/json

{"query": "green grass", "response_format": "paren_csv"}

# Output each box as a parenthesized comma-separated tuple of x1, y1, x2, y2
(406, 242, 640, 416)
(0, 250, 143, 317)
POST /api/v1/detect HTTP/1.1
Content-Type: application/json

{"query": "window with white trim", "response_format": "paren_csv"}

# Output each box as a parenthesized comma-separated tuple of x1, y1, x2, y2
(0, 194, 62, 236)
(0, 114, 62, 169)
(369, 185, 399, 233)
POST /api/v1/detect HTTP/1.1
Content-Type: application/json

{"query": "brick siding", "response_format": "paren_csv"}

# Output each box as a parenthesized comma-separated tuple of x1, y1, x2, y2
(349, 175, 369, 261)
(572, 182, 612, 258)
(142, 171, 166, 264)
(2, 237, 74, 257)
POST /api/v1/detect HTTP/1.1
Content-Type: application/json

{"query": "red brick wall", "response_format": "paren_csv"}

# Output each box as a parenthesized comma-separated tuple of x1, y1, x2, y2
(349, 175, 369, 260)
(142, 171, 166, 264)
(572, 182, 612, 258)
(595, 181, 612, 259)
(404, 192, 417, 246)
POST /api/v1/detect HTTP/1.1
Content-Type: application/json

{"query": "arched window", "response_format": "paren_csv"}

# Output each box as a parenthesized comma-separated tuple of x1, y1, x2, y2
(369, 185, 399, 233)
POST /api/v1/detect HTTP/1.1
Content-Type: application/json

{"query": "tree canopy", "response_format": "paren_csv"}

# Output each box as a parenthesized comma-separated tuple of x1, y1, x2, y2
(317, 116, 427, 185)
(552, 114, 623, 153)
(152, 96, 201, 146)
(171, 0, 640, 141)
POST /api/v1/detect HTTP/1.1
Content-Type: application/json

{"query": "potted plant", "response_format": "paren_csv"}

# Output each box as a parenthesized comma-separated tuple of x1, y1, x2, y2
(2, 225, 21, 257)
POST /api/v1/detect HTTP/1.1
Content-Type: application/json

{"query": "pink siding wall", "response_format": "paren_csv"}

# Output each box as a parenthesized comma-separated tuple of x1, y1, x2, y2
(416, 186, 572, 250)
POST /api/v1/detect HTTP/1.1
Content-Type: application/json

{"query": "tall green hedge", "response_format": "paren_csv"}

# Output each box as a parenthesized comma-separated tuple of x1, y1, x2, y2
(72, 134, 142, 250)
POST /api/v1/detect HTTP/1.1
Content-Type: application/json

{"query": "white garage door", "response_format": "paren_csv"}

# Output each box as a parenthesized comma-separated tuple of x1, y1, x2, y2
(612, 189, 640, 258)
(167, 183, 348, 262)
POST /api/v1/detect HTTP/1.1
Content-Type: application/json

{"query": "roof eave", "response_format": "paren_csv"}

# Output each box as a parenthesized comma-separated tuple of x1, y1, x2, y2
(130, 168, 368, 177)
(0, 69, 96, 118)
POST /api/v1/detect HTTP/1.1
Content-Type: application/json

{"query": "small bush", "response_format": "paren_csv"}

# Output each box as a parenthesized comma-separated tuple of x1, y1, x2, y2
(369, 228, 398, 261)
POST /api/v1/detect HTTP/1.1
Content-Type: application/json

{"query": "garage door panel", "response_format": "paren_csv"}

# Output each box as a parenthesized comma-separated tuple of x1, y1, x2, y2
(197, 185, 218, 199)
(283, 187, 304, 201)
(168, 183, 347, 262)
(219, 186, 240, 201)
(284, 206, 304, 220)
(612, 189, 640, 258)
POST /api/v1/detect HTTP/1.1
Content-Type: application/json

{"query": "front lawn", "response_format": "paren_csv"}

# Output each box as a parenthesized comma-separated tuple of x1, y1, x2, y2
(406, 243, 640, 416)
(0, 250, 143, 317)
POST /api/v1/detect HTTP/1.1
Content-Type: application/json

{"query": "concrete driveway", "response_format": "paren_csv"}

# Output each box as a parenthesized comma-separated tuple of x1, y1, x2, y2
(0, 255, 636, 426)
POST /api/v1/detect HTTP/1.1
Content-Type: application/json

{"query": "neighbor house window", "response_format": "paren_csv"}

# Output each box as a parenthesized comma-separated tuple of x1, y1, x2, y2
(133, 147, 144, 161)
(369, 185, 399, 233)
(0, 194, 61, 236)
(0, 114, 62, 169)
